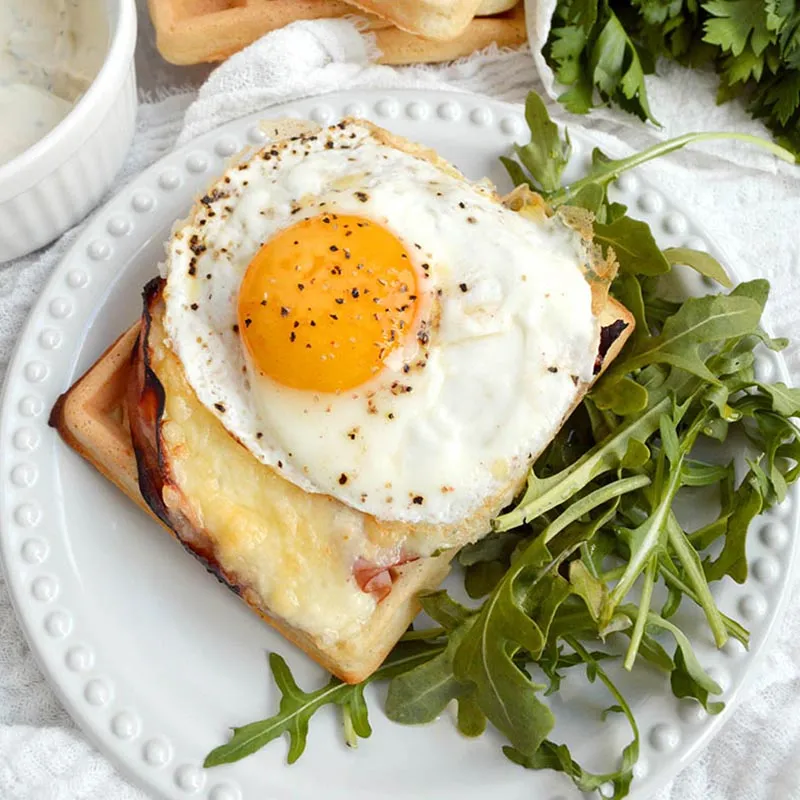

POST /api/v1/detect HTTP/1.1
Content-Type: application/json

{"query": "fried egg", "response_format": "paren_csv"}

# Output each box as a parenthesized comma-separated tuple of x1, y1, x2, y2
(162, 119, 600, 526)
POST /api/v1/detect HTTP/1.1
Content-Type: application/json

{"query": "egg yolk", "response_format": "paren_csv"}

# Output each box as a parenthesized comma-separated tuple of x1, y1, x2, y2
(238, 213, 419, 393)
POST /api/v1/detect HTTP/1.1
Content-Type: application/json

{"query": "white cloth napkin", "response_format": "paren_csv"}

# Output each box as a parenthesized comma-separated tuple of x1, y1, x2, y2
(1, 15, 799, 800)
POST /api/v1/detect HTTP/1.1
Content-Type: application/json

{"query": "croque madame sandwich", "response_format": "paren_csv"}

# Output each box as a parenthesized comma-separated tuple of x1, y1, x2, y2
(52, 118, 633, 684)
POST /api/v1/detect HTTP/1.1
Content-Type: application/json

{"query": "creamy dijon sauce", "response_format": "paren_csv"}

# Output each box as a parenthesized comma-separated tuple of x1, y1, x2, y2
(0, 0, 108, 166)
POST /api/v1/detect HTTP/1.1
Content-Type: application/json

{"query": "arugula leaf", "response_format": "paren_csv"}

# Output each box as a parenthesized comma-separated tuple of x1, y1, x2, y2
(499, 155, 531, 190)
(456, 692, 487, 737)
(569, 559, 607, 621)
(551, 133, 794, 212)
(660, 565, 684, 619)
(458, 531, 522, 566)
(601, 703, 625, 720)
(671, 647, 725, 714)
(465, 560, 507, 598)
(752, 329, 789, 351)
(663, 247, 733, 287)
(657, 559, 750, 645)
(666, 512, 729, 646)
(731, 275, 770, 308)
(606, 403, 735, 663)
(204, 641, 442, 766)
(635, 609, 724, 709)
(603, 420, 688, 636)
(385, 625, 472, 726)
(622, 554, 660, 669)
(593, 216, 671, 275)
(612, 272, 649, 345)
(419, 590, 474, 631)
(592, 376, 649, 415)
(494, 404, 665, 531)
(568, 182, 607, 214)
(758, 381, 800, 415)
(453, 482, 648, 753)
(681, 457, 733, 487)
(622, 437, 651, 468)
(391, 484, 642, 770)
(505, 637, 640, 799)
(703, 477, 763, 582)
(606, 290, 763, 384)
(451, 536, 573, 756)
(538, 643, 616, 695)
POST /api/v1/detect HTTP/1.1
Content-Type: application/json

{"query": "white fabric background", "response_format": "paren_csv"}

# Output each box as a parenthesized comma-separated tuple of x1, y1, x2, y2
(1, 16, 799, 800)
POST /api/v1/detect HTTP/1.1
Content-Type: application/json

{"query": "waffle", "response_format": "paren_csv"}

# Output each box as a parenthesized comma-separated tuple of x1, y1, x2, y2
(48, 326, 155, 519)
(148, 0, 526, 65)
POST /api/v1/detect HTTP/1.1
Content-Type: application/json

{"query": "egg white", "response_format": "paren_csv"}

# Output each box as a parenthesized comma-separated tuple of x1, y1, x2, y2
(162, 121, 599, 525)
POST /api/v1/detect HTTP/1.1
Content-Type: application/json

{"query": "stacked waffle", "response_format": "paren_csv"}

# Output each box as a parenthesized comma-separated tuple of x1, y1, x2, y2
(149, 0, 526, 65)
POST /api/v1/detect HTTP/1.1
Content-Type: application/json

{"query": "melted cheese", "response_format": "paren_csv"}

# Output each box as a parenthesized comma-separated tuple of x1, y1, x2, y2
(150, 312, 380, 645)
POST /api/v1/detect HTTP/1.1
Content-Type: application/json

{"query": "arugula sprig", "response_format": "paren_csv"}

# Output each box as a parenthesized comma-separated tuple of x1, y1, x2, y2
(504, 93, 793, 285)
(204, 640, 444, 766)
(205, 92, 799, 798)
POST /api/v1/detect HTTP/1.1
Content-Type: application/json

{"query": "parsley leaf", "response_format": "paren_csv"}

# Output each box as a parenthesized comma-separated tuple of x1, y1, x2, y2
(544, 0, 800, 155)
(704, 0, 775, 57)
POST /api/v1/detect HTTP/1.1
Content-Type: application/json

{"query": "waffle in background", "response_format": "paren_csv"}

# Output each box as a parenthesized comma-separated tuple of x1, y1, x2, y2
(148, 0, 526, 66)
(345, 0, 518, 41)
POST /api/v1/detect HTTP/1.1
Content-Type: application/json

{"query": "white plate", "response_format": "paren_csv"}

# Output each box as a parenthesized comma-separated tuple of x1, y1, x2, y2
(1, 90, 796, 800)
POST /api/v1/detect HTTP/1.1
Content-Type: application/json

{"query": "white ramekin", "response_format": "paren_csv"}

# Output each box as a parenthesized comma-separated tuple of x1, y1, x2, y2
(0, 0, 138, 263)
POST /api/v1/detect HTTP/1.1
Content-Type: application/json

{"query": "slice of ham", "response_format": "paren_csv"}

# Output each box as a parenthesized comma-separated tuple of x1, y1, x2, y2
(353, 555, 418, 602)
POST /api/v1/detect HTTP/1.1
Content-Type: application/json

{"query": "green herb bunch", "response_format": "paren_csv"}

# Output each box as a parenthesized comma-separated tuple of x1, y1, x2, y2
(547, 0, 800, 154)
(204, 93, 799, 799)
